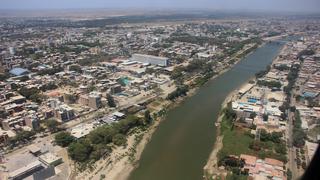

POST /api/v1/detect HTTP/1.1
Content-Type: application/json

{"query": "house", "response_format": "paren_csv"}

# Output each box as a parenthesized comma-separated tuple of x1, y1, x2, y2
(240, 154, 285, 180)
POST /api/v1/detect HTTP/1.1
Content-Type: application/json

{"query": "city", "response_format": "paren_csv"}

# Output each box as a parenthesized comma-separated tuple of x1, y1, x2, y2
(0, 1, 319, 180)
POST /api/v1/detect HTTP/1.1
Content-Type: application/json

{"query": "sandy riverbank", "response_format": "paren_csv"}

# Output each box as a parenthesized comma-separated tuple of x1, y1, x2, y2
(203, 82, 245, 179)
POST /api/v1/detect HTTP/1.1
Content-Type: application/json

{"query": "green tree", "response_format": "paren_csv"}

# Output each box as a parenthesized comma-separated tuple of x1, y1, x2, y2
(112, 134, 127, 146)
(45, 119, 60, 132)
(68, 141, 93, 162)
(249, 112, 257, 119)
(263, 114, 268, 121)
(0, 73, 9, 81)
(64, 94, 78, 104)
(69, 64, 82, 73)
(55, 131, 75, 147)
(144, 110, 152, 124)
(90, 144, 111, 161)
(287, 169, 292, 180)
(107, 94, 116, 107)
(19, 76, 30, 82)
(14, 130, 36, 142)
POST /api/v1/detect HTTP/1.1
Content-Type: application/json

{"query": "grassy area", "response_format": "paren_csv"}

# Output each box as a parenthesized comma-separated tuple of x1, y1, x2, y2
(219, 111, 287, 163)
(219, 116, 256, 158)
(226, 173, 248, 180)
(150, 100, 161, 107)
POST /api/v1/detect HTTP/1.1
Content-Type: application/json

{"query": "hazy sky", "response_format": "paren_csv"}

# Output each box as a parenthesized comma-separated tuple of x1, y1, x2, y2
(1, 0, 320, 12)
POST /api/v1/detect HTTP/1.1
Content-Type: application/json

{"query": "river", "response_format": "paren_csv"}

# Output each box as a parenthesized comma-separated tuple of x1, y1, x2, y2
(128, 41, 284, 180)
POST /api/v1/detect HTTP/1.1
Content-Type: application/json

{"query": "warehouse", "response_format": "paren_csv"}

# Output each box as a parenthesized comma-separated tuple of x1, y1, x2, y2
(130, 54, 168, 67)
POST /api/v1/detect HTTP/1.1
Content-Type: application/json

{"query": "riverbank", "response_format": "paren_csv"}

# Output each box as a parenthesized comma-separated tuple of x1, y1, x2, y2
(203, 82, 247, 179)
(203, 42, 286, 179)
(71, 42, 262, 180)
(129, 41, 284, 180)
(120, 43, 262, 180)
(202, 44, 267, 179)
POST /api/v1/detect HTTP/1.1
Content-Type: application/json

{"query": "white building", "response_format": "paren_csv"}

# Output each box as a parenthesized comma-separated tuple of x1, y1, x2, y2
(130, 54, 168, 67)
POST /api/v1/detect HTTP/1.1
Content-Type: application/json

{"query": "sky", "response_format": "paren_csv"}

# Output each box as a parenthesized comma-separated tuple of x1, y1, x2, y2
(1, 0, 320, 13)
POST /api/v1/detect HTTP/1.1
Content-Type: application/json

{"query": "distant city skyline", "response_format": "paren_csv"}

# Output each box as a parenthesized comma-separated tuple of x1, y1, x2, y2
(1, 0, 320, 13)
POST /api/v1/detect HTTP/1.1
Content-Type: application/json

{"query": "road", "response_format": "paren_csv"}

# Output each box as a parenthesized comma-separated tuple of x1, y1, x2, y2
(287, 88, 304, 179)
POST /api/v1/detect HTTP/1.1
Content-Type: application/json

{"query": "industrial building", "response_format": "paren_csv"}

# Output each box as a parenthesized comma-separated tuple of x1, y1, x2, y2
(130, 54, 168, 67)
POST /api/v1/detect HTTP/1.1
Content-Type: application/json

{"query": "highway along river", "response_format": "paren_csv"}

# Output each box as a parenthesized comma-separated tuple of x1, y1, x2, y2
(129, 41, 284, 180)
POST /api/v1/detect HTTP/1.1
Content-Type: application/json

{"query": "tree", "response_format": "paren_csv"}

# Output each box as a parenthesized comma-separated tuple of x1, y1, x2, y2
(90, 144, 111, 161)
(224, 103, 237, 121)
(263, 114, 268, 121)
(249, 112, 257, 119)
(287, 169, 292, 180)
(19, 76, 30, 82)
(68, 141, 93, 162)
(29, 93, 44, 103)
(257, 80, 281, 89)
(0, 73, 9, 81)
(107, 94, 116, 107)
(45, 119, 60, 132)
(167, 85, 189, 101)
(275, 143, 287, 154)
(88, 126, 116, 145)
(14, 130, 36, 142)
(69, 64, 82, 73)
(290, 106, 296, 112)
(112, 134, 126, 146)
(144, 110, 152, 124)
(40, 82, 58, 92)
(64, 94, 78, 104)
(55, 131, 75, 147)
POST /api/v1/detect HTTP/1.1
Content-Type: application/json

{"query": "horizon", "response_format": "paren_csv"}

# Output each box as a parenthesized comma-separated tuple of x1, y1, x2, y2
(1, 0, 320, 13)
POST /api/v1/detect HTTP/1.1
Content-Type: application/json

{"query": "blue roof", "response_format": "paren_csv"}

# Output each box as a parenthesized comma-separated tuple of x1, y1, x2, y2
(9, 68, 29, 76)
(303, 92, 318, 98)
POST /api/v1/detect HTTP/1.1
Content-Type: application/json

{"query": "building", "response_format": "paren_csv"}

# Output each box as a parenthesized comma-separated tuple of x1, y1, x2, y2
(0, 128, 15, 146)
(27, 145, 41, 156)
(70, 122, 95, 139)
(8, 160, 43, 180)
(2, 116, 25, 130)
(110, 85, 122, 94)
(33, 165, 55, 180)
(9, 68, 29, 76)
(88, 93, 101, 109)
(240, 154, 285, 180)
(54, 104, 75, 122)
(39, 152, 62, 166)
(79, 92, 101, 109)
(25, 115, 40, 130)
(9, 47, 15, 55)
(130, 54, 168, 67)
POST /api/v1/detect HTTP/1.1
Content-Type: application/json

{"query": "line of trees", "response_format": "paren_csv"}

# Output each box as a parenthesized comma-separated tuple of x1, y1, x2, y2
(167, 85, 189, 101)
(255, 65, 271, 78)
(293, 111, 306, 147)
(18, 87, 44, 103)
(257, 80, 281, 89)
(54, 113, 154, 169)
(284, 64, 300, 96)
